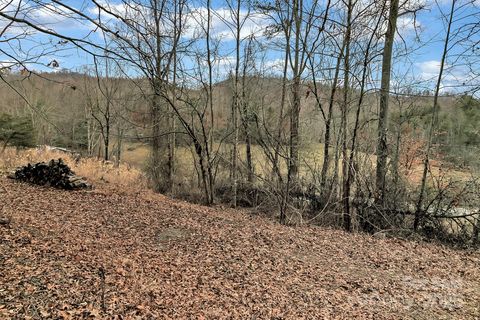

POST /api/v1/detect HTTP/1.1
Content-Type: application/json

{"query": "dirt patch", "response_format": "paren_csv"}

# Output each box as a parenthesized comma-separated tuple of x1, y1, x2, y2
(156, 227, 190, 244)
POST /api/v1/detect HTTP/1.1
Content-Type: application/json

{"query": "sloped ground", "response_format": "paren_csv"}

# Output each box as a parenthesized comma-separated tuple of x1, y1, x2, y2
(0, 178, 479, 319)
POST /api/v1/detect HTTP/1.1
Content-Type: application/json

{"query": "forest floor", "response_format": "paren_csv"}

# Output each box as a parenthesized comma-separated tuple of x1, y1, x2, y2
(1, 177, 479, 319)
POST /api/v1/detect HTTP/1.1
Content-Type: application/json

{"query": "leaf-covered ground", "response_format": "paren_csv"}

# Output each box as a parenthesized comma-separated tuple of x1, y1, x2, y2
(1, 177, 479, 319)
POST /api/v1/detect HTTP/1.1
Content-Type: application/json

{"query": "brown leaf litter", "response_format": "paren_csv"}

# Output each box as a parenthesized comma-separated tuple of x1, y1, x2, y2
(0, 178, 479, 319)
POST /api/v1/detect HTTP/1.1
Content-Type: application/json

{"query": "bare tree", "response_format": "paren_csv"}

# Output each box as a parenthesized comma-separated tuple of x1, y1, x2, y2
(375, 0, 400, 203)
(414, 0, 457, 230)
(340, 0, 354, 231)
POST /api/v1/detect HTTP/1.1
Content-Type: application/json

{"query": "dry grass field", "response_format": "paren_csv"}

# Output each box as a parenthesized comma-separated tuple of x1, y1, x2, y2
(120, 142, 472, 187)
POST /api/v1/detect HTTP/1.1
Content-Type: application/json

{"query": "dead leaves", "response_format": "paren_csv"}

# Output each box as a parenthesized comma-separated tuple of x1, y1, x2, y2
(0, 178, 479, 319)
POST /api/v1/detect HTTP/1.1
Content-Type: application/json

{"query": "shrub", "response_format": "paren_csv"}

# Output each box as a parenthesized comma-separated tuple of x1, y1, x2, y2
(0, 113, 35, 152)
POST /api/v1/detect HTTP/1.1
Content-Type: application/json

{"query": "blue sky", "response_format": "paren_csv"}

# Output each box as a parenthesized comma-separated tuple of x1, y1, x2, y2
(0, 0, 478, 93)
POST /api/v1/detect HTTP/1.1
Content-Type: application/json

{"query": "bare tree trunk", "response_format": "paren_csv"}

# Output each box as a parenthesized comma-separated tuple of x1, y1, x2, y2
(1, 134, 14, 154)
(231, 101, 239, 207)
(115, 125, 122, 167)
(103, 60, 111, 162)
(84, 99, 93, 156)
(343, 1, 385, 232)
(242, 90, 254, 183)
(242, 36, 254, 184)
(151, 89, 163, 192)
(168, 86, 176, 191)
(273, 10, 291, 181)
(320, 41, 345, 197)
(332, 122, 342, 202)
(414, 0, 456, 231)
(168, 0, 181, 192)
(104, 99, 110, 161)
(207, 0, 214, 150)
(231, 0, 242, 207)
(274, 15, 291, 224)
(151, 0, 167, 192)
(391, 104, 402, 206)
(375, 0, 400, 203)
(91, 57, 115, 162)
(288, 0, 303, 187)
(204, 0, 215, 204)
(341, 0, 353, 231)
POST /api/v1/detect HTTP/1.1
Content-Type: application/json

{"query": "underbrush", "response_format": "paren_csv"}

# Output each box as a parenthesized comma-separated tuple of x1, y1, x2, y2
(2, 146, 478, 249)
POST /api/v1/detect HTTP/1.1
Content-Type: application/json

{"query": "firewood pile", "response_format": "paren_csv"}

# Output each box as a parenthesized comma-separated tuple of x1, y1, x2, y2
(8, 159, 92, 190)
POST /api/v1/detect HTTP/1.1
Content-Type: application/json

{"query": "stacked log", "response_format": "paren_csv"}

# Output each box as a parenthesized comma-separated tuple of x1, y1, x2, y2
(8, 159, 92, 190)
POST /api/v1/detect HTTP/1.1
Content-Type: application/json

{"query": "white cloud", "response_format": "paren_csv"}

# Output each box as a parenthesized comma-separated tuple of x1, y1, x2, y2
(263, 58, 284, 74)
(416, 60, 477, 93)
(0, 0, 90, 36)
(214, 56, 235, 67)
(182, 7, 271, 40)
(87, 0, 133, 25)
(397, 16, 421, 34)
(85, 2, 272, 41)
(417, 60, 459, 82)
(418, 60, 442, 80)
(417, 60, 462, 81)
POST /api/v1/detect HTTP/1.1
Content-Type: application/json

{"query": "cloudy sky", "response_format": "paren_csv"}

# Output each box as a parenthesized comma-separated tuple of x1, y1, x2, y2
(0, 0, 479, 92)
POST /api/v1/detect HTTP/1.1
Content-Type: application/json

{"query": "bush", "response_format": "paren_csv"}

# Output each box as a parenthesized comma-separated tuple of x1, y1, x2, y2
(0, 113, 35, 151)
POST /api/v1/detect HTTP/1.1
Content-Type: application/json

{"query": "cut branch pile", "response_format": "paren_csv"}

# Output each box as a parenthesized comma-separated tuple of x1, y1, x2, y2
(8, 159, 92, 190)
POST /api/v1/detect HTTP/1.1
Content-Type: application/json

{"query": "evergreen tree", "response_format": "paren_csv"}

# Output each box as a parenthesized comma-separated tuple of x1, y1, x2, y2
(0, 113, 36, 152)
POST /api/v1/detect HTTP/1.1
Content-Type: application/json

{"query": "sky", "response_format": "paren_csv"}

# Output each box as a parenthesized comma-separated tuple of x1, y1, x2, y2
(0, 0, 479, 93)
